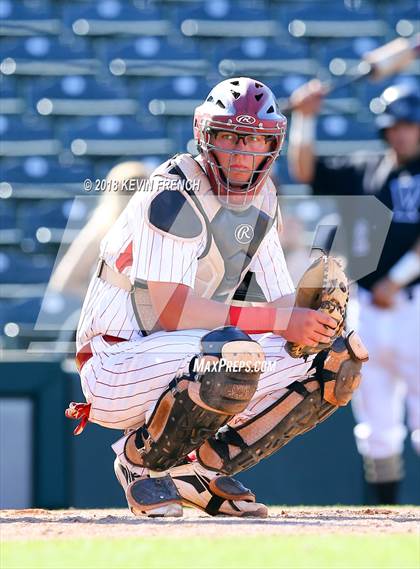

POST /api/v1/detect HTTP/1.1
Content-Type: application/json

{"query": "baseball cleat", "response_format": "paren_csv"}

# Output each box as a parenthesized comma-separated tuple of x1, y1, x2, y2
(170, 459, 268, 518)
(114, 458, 183, 517)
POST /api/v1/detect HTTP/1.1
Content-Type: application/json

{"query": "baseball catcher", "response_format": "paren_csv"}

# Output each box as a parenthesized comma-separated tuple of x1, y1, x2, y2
(67, 77, 368, 517)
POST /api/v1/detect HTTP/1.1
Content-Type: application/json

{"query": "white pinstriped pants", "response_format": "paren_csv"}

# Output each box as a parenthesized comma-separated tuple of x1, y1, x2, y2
(80, 330, 315, 432)
(351, 285, 420, 459)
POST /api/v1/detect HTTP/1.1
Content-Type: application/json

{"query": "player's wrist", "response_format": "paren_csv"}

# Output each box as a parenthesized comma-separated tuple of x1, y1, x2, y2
(388, 251, 420, 287)
(228, 305, 277, 334)
(289, 112, 316, 146)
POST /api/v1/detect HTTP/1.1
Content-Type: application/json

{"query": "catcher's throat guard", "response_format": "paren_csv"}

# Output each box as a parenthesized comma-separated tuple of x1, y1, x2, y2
(124, 327, 265, 471)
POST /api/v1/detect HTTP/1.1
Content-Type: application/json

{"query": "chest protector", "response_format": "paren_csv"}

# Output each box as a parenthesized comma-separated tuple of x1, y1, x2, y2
(132, 153, 280, 335)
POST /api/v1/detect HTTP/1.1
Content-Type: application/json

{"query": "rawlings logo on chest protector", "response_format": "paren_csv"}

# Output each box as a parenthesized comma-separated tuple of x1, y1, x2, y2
(235, 224, 254, 244)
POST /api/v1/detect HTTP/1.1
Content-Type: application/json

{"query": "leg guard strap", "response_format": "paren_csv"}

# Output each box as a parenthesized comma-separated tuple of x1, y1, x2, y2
(197, 378, 337, 476)
(125, 327, 265, 472)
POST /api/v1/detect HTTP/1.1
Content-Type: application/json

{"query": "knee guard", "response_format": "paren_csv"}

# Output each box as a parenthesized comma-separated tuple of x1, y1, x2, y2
(197, 377, 337, 476)
(125, 326, 265, 471)
(197, 332, 368, 476)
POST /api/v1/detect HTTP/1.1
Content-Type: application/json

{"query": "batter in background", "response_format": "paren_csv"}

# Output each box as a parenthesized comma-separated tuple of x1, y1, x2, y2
(288, 79, 420, 505)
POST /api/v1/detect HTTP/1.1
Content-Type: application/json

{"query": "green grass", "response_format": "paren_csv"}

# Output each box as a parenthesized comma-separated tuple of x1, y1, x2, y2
(1, 535, 419, 569)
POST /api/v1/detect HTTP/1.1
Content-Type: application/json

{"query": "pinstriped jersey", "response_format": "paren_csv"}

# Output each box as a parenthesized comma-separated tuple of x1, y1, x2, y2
(76, 154, 294, 350)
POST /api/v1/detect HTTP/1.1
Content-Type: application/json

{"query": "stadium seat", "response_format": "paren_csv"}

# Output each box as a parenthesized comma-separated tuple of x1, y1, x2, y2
(107, 37, 209, 77)
(1, 157, 94, 198)
(63, 2, 171, 37)
(383, 2, 419, 38)
(18, 198, 89, 239)
(284, 3, 388, 39)
(0, 37, 100, 76)
(63, 116, 174, 157)
(29, 75, 138, 116)
(169, 119, 197, 155)
(317, 37, 381, 78)
(0, 116, 60, 157)
(0, 250, 54, 284)
(0, 0, 60, 37)
(359, 75, 419, 113)
(217, 38, 317, 78)
(0, 76, 25, 114)
(316, 114, 383, 155)
(178, 1, 281, 38)
(143, 76, 211, 117)
(0, 202, 20, 245)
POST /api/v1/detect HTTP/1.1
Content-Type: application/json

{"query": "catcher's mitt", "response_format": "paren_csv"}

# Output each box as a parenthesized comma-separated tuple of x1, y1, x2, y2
(285, 255, 349, 358)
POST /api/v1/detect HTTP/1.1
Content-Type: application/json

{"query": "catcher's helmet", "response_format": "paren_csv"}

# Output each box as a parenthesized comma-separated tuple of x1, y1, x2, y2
(194, 77, 286, 208)
(374, 83, 420, 131)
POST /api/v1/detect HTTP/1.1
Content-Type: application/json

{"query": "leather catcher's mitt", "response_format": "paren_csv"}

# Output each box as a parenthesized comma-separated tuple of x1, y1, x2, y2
(285, 255, 349, 358)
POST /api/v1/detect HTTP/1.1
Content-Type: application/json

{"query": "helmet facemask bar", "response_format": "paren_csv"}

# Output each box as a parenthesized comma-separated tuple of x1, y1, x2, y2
(200, 121, 286, 209)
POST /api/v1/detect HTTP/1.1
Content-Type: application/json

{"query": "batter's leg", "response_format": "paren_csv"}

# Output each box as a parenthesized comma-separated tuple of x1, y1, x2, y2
(397, 286, 420, 456)
(352, 293, 408, 504)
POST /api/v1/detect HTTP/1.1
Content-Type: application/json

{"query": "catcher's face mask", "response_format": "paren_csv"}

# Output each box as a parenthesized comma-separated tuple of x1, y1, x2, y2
(194, 77, 287, 209)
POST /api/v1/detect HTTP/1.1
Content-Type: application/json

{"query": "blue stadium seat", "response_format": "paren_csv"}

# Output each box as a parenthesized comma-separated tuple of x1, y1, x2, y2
(0, 76, 25, 114)
(317, 37, 381, 78)
(63, 116, 174, 157)
(0, 37, 100, 76)
(0, 250, 54, 284)
(14, 196, 91, 253)
(107, 37, 209, 77)
(0, 116, 60, 157)
(384, 2, 418, 37)
(0, 0, 60, 37)
(178, 1, 281, 38)
(169, 119, 197, 155)
(1, 296, 42, 325)
(0, 201, 20, 245)
(359, 75, 419, 112)
(142, 76, 211, 117)
(0, 292, 79, 347)
(29, 75, 138, 116)
(284, 3, 387, 39)
(18, 199, 88, 238)
(217, 38, 317, 78)
(0, 201, 16, 230)
(316, 114, 383, 155)
(1, 157, 94, 198)
(63, 2, 170, 36)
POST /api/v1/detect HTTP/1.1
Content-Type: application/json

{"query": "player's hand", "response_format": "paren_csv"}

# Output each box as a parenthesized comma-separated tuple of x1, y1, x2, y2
(371, 277, 400, 309)
(281, 308, 337, 347)
(289, 79, 326, 116)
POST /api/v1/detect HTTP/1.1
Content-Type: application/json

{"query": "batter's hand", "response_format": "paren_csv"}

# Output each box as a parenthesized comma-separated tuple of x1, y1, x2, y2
(281, 308, 337, 347)
(289, 79, 326, 116)
(371, 277, 400, 309)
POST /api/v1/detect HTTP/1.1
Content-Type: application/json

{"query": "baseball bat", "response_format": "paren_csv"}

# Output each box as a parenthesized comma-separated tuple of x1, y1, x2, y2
(284, 33, 420, 111)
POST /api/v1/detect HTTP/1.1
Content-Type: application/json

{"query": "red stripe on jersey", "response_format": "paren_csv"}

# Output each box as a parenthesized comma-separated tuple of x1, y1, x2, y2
(116, 241, 133, 273)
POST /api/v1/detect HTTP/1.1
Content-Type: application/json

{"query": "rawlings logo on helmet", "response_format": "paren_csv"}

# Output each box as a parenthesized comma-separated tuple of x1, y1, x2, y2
(236, 115, 256, 125)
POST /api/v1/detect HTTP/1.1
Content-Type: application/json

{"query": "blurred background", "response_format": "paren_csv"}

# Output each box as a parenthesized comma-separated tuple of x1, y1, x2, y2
(0, 0, 418, 509)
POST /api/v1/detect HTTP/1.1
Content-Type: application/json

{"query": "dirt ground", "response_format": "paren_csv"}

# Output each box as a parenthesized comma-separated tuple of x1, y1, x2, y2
(1, 507, 419, 541)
